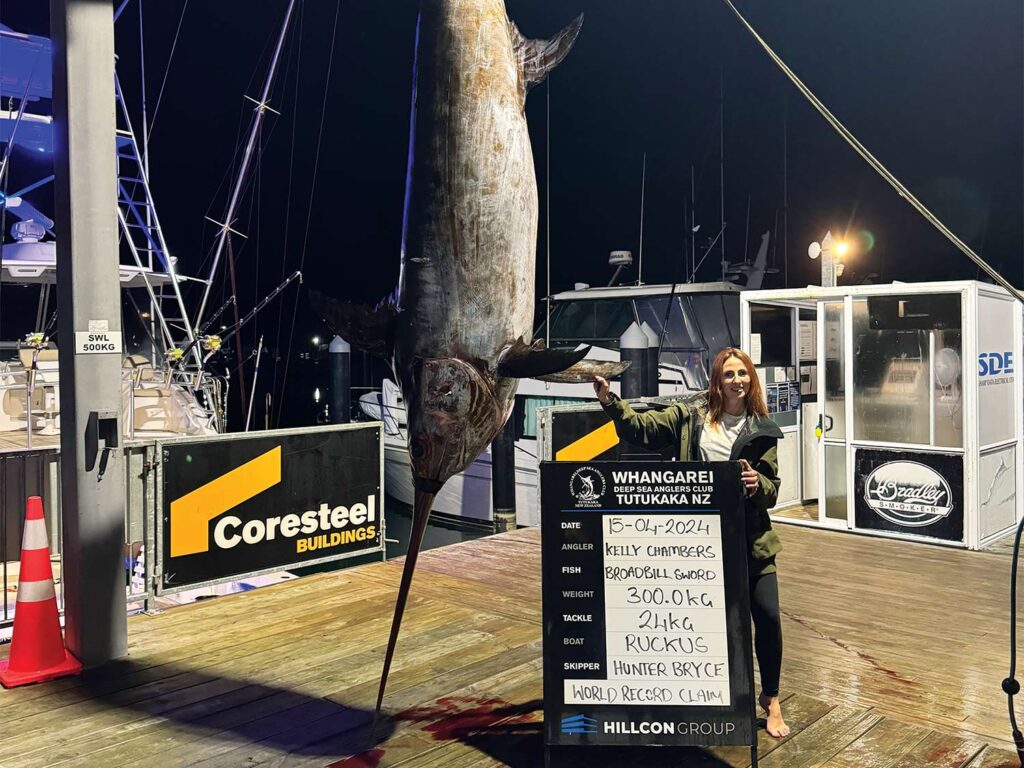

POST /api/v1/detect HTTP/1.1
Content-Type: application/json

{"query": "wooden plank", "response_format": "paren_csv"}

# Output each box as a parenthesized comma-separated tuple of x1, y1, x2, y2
(0, 522, 1022, 766)
(712, 692, 834, 766)
(756, 705, 880, 768)
(35, 624, 522, 768)
(886, 731, 986, 768)
(966, 744, 1024, 768)
(820, 718, 931, 768)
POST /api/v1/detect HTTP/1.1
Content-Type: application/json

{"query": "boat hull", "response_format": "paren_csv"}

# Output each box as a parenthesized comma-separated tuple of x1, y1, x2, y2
(383, 435, 538, 527)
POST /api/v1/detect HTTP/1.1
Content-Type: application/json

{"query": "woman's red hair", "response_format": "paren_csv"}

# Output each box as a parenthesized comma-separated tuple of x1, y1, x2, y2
(707, 347, 767, 425)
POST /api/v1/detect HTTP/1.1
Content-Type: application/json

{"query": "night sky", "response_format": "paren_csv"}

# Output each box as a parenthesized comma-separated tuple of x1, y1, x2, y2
(2, 0, 1022, 423)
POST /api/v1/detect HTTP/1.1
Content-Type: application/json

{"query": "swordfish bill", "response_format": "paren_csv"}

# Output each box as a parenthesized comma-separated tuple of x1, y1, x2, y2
(368, 1, 586, 717)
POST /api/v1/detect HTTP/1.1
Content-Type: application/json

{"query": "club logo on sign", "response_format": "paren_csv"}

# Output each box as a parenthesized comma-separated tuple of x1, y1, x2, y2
(863, 460, 953, 527)
(569, 467, 606, 508)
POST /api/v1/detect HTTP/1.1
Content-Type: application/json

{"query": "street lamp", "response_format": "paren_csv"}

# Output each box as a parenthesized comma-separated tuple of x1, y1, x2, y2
(808, 230, 851, 287)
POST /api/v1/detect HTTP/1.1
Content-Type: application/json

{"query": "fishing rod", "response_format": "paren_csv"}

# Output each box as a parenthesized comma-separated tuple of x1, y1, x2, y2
(168, 296, 237, 367)
(197, 295, 236, 337)
(202, 271, 302, 364)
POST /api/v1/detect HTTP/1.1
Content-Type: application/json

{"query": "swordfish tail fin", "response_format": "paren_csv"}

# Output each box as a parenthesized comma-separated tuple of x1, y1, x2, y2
(511, 13, 584, 90)
(374, 488, 436, 718)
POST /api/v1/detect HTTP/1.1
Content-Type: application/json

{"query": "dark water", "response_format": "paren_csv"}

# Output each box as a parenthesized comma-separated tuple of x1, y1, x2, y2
(290, 495, 494, 577)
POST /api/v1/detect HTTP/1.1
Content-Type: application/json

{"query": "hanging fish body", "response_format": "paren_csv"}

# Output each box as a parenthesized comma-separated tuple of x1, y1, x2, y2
(311, 0, 592, 717)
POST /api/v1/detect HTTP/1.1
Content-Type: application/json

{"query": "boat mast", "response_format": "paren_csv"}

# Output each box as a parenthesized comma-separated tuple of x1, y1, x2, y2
(719, 70, 726, 281)
(195, 0, 298, 331)
(783, 92, 789, 288)
(638, 152, 647, 285)
(137, 1, 158, 362)
(689, 164, 695, 283)
(545, 79, 551, 346)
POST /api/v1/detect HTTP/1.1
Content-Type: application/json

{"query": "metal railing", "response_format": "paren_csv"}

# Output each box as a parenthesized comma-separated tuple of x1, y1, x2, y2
(0, 447, 62, 629)
(0, 445, 158, 631)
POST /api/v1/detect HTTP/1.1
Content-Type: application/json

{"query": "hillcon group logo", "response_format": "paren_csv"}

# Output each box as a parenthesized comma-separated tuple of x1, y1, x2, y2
(561, 713, 599, 734)
(569, 466, 606, 508)
(863, 460, 953, 528)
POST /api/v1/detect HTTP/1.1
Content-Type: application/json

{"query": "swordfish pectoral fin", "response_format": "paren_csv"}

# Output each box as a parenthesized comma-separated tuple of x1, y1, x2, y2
(496, 339, 591, 379)
(510, 13, 584, 90)
(308, 288, 396, 359)
(535, 359, 631, 384)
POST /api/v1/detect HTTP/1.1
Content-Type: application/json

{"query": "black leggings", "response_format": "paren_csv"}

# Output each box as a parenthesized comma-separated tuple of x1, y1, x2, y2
(750, 571, 782, 697)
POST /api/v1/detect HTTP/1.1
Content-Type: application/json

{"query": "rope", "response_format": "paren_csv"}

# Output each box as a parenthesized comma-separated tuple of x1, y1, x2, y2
(277, 0, 342, 427)
(147, 0, 190, 139)
(717, 0, 1024, 303)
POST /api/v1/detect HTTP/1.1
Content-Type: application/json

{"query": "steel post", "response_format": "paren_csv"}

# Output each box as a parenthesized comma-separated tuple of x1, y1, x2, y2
(51, 0, 128, 666)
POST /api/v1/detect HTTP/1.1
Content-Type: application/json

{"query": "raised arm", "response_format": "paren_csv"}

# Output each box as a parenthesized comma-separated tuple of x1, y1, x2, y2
(594, 375, 686, 452)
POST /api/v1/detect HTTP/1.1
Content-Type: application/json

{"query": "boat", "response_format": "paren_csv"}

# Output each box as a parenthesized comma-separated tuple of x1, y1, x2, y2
(0, 7, 308, 446)
(0, 23, 226, 447)
(361, 244, 775, 526)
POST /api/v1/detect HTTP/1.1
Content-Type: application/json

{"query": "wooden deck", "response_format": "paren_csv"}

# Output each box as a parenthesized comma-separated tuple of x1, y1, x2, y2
(0, 522, 1020, 767)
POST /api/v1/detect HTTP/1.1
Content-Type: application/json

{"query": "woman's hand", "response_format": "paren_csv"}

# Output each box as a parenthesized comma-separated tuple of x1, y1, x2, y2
(739, 458, 760, 496)
(594, 375, 612, 405)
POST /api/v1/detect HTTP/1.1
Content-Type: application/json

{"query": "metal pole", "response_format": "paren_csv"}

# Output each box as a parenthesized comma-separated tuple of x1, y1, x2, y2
(226, 233, 247, 415)
(491, 418, 517, 533)
(783, 93, 789, 289)
(821, 230, 835, 288)
(245, 334, 264, 432)
(719, 71, 727, 281)
(195, 0, 298, 329)
(619, 323, 647, 400)
(638, 152, 647, 285)
(329, 335, 351, 424)
(51, 0, 128, 667)
(545, 78, 551, 347)
(138, 0, 158, 365)
(690, 164, 696, 283)
(639, 321, 660, 397)
(743, 194, 750, 263)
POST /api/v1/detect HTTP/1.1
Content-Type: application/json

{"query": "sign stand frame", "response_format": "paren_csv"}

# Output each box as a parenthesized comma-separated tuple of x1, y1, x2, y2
(536, 460, 761, 765)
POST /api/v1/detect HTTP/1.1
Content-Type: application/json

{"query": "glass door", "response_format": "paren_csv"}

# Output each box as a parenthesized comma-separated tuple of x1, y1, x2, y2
(816, 301, 850, 528)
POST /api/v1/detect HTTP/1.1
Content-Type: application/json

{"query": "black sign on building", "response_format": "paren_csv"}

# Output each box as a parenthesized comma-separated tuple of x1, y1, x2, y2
(854, 448, 964, 543)
(541, 460, 758, 765)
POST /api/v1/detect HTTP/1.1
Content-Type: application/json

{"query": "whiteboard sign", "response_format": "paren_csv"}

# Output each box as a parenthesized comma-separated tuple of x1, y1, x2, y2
(75, 331, 122, 355)
(542, 461, 756, 749)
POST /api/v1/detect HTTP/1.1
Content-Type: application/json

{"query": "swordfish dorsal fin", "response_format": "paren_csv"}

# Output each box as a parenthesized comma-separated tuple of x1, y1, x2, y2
(496, 338, 591, 379)
(510, 13, 584, 90)
(308, 288, 396, 359)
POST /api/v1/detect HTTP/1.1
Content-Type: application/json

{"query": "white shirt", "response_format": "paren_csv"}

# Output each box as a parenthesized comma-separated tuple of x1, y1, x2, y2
(699, 411, 748, 462)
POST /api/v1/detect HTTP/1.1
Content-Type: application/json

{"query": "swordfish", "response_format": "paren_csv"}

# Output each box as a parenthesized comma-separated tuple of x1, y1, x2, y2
(311, 0, 625, 716)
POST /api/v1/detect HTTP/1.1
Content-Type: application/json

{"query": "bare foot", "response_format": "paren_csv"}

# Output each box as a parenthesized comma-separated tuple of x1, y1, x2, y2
(759, 693, 791, 738)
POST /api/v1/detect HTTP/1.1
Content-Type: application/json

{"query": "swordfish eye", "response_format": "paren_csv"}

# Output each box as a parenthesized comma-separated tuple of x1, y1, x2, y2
(410, 435, 428, 460)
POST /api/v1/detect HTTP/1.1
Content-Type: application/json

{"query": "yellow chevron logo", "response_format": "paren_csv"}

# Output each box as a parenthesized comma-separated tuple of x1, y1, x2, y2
(170, 446, 282, 557)
(555, 422, 619, 462)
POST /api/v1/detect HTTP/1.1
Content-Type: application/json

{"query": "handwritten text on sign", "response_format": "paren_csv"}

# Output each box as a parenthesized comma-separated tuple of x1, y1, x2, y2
(563, 512, 730, 707)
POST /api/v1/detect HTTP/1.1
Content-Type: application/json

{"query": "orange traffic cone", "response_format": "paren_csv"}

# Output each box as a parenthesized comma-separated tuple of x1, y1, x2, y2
(0, 496, 81, 687)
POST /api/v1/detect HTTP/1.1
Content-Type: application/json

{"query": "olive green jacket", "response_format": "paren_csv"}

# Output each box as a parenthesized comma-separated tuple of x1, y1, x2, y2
(600, 393, 783, 575)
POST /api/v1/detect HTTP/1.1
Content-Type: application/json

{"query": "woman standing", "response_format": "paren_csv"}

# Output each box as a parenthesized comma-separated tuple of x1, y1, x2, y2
(593, 347, 790, 738)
